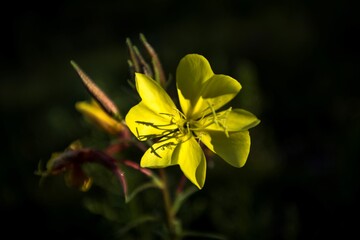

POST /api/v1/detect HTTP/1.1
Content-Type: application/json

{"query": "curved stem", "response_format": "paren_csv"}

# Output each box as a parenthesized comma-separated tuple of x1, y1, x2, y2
(176, 174, 187, 195)
(121, 124, 180, 238)
(159, 169, 180, 240)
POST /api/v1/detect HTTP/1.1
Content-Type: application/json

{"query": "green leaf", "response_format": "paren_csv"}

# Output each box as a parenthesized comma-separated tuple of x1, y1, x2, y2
(83, 197, 122, 222)
(125, 182, 160, 203)
(171, 186, 198, 215)
(116, 215, 158, 237)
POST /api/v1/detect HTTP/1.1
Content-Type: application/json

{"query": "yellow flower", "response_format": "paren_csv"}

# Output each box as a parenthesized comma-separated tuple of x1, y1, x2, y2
(76, 100, 124, 135)
(125, 54, 260, 189)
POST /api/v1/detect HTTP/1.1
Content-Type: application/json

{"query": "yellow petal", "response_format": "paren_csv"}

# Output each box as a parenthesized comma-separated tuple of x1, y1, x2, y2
(140, 138, 178, 168)
(125, 73, 180, 140)
(196, 108, 260, 132)
(141, 135, 207, 189)
(76, 100, 124, 134)
(135, 73, 177, 116)
(176, 54, 241, 119)
(125, 102, 177, 140)
(198, 130, 251, 168)
(176, 54, 214, 117)
(195, 74, 241, 119)
(173, 137, 206, 189)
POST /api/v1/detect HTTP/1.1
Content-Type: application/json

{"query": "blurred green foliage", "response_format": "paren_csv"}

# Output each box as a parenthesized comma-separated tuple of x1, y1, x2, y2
(1, 0, 358, 239)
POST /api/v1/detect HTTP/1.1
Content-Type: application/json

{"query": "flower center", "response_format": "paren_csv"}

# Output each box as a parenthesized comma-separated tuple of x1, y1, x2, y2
(176, 118, 190, 135)
(134, 110, 193, 144)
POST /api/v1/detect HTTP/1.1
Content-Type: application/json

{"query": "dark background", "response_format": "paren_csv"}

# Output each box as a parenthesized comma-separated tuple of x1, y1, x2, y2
(1, 0, 359, 239)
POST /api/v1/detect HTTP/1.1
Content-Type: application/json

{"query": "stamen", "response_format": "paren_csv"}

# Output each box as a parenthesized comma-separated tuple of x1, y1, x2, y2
(133, 109, 195, 157)
(135, 120, 176, 130)
(173, 108, 187, 120)
(191, 101, 232, 137)
(153, 141, 177, 152)
(149, 145, 162, 158)
(136, 127, 178, 142)
(207, 101, 219, 126)
(192, 131, 203, 144)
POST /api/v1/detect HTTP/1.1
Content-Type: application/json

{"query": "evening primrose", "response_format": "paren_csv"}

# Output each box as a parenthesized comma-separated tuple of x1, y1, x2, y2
(76, 100, 125, 135)
(125, 54, 260, 189)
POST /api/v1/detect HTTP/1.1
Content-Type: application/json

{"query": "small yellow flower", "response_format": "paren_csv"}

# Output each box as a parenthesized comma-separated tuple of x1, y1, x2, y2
(76, 100, 124, 135)
(125, 54, 260, 189)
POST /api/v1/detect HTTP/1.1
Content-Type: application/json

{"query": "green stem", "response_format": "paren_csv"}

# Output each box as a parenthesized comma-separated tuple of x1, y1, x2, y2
(159, 169, 179, 240)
